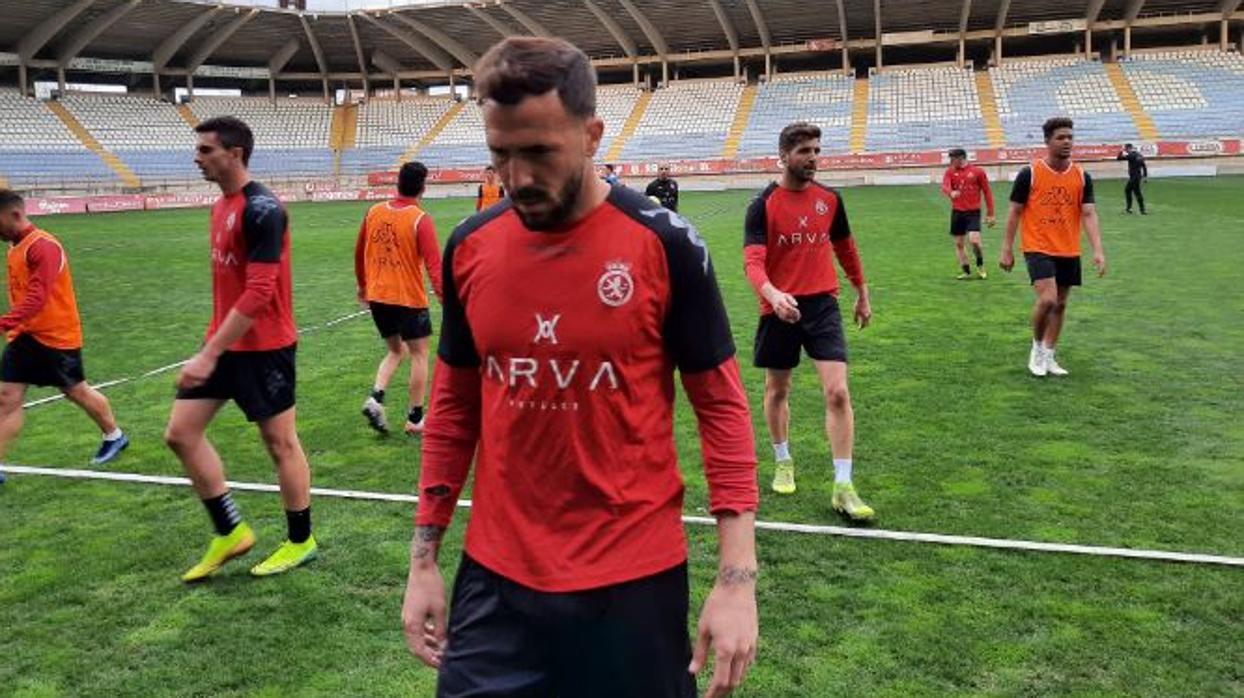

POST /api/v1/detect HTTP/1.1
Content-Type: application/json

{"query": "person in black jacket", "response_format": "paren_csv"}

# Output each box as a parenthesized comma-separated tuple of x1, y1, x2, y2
(645, 165, 679, 212)
(1117, 143, 1148, 215)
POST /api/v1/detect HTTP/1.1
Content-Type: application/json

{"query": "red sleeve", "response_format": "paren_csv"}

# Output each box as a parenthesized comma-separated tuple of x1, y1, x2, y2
(0, 239, 62, 330)
(416, 360, 482, 528)
(234, 261, 280, 317)
(832, 236, 866, 289)
(354, 218, 368, 294)
(681, 358, 759, 515)
(941, 169, 954, 198)
(743, 244, 769, 297)
(979, 168, 995, 217)
(416, 214, 444, 300)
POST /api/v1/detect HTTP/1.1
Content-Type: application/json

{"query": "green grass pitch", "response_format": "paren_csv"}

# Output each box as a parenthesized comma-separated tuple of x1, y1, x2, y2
(2, 176, 1241, 696)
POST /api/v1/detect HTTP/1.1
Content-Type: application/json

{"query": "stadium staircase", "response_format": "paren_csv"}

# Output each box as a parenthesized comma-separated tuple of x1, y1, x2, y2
(1105, 62, 1159, 140)
(974, 72, 1007, 147)
(848, 78, 869, 152)
(400, 101, 464, 165)
(45, 100, 141, 187)
(176, 104, 199, 128)
(721, 83, 757, 159)
(330, 103, 359, 176)
(604, 90, 653, 162)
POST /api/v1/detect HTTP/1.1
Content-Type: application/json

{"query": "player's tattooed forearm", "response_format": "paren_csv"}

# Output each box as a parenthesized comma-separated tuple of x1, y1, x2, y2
(413, 525, 445, 560)
(718, 566, 759, 586)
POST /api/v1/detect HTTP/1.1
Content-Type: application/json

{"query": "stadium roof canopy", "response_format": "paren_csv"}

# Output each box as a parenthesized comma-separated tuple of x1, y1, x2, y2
(1, 0, 1240, 90)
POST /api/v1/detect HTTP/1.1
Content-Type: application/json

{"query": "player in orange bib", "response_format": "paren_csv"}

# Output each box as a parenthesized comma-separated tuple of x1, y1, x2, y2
(476, 165, 506, 211)
(1000, 117, 1107, 377)
(356, 161, 443, 435)
(0, 189, 128, 473)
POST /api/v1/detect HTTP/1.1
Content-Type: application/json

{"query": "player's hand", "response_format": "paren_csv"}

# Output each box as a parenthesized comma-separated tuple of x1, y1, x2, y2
(690, 574, 758, 698)
(176, 351, 218, 390)
(357, 290, 369, 310)
(402, 563, 448, 668)
(854, 294, 872, 329)
(986, 215, 997, 228)
(764, 288, 800, 323)
(1093, 252, 1107, 278)
(999, 248, 1015, 272)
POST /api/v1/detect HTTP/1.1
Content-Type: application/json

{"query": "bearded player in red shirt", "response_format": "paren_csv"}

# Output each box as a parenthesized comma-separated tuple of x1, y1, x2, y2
(401, 37, 759, 698)
(167, 117, 316, 582)
(744, 122, 874, 521)
(941, 148, 996, 280)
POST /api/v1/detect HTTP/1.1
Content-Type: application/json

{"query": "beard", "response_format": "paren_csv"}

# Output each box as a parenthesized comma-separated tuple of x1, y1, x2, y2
(787, 162, 816, 183)
(511, 171, 583, 231)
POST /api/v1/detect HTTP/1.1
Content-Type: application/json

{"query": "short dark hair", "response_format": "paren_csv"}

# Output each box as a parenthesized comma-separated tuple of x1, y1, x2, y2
(1042, 117, 1074, 141)
(779, 122, 821, 153)
(0, 188, 24, 212)
(1125, 143, 1134, 149)
(195, 116, 254, 166)
(474, 37, 596, 119)
(484, 164, 496, 172)
(605, 164, 615, 171)
(948, 148, 967, 159)
(398, 161, 428, 198)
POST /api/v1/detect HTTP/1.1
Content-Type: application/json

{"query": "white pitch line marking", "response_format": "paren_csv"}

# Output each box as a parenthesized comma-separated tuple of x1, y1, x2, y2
(2, 465, 1241, 568)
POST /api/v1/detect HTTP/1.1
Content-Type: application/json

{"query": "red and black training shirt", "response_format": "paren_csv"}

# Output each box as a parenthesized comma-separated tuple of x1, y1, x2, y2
(417, 186, 758, 592)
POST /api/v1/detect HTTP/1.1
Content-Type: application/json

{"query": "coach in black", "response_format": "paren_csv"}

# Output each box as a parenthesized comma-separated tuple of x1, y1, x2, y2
(1117, 143, 1148, 215)
(646, 164, 680, 212)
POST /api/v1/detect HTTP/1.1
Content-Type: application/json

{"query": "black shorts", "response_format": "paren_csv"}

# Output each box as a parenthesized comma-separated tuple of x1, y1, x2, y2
(369, 302, 432, 341)
(175, 345, 296, 422)
(438, 555, 696, 698)
(753, 293, 848, 369)
(1024, 253, 1082, 287)
(0, 334, 85, 389)
(950, 209, 982, 236)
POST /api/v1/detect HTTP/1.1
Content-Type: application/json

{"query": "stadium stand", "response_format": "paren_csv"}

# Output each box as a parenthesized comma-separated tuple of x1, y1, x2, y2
(188, 97, 334, 178)
(341, 97, 457, 173)
(1122, 50, 1244, 139)
(737, 73, 855, 157)
(413, 98, 490, 169)
(595, 85, 643, 160)
(0, 89, 119, 187)
(619, 79, 743, 161)
(991, 58, 1139, 145)
(60, 93, 195, 182)
(865, 66, 987, 152)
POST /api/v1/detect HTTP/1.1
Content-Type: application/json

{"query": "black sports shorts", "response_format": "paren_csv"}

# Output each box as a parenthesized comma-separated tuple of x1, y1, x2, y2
(175, 344, 296, 422)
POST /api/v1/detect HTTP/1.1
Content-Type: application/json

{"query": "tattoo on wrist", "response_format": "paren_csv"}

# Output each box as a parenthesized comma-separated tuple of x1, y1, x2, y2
(718, 566, 758, 586)
(413, 525, 444, 561)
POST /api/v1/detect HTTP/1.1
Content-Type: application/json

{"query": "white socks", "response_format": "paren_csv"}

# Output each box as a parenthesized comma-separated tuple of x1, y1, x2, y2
(773, 441, 790, 462)
(833, 459, 853, 484)
(103, 428, 123, 441)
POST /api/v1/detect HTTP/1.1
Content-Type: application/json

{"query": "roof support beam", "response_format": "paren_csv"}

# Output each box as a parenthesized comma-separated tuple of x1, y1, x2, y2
(388, 12, 479, 68)
(584, 0, 638, 59)
(499, 4, 553, 37)
(705, 0, 739, 54)
(154, 7, 219, 71)
(874, 0, 882, 68)
(186, 9, 257, 73)
(57, 0, 141, 68)
(1221, 0, 1243, 16)
(17, 0, 96, 62)
(836, 0, 850, 74)
(346, 14, 370, 96)
(465, 6, 518, 39)
(957, 0, 972, 66)
(618, 0, 670, 84)
(358, 14, 454, 74)
(993, 0, 1012, 64)
(1125, 0, 1147, 24)
(1086, 0, 1108, 25)
(267, 37, 300, 76)
(743, 0, 772, 77)
(298, 15, 330, 101)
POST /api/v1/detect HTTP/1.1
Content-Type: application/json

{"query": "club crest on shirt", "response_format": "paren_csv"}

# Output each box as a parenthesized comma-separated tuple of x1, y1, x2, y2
(225, 211, 238, 233)
(597, 261, 634, 307)
(815, 199, 828, 216)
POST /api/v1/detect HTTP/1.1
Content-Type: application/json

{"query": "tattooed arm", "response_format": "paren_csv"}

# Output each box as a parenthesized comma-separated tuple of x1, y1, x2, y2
(690, 511, 759, 698)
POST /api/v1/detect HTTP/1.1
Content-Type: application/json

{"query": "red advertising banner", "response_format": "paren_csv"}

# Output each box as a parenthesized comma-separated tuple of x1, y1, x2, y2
(85, 195, 145, 213)
(26, 197, 89, 215)
(144, 193, 218, 210)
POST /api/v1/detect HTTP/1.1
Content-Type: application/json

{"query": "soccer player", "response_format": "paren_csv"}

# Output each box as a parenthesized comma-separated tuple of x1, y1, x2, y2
(401, 37, 759, 698)
(0, 189, 128, 467)
(1000, 117, 1107, 377)
(1117, 143, 1148, 215)
(357, 161, 443, 436)
(645, 164, 679, 212)
(743, 122, 875, 521)
(602, 163, 620, 185)
(167, 117, 316, 581)
(475, 164, 506, 211)
(941, 148, 995, 280)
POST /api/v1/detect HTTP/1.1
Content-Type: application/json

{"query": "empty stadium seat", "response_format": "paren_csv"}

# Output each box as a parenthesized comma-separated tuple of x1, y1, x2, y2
(738, 73, 854, 157)
(60, 93, 196, 181)
(189, 96, 334, 178)
(620, 79, 742, 162)
(0, 89, 118, 186)
(866, 66, 986, 152)
(1121, 50, 1244, 139)
(991, 58, 1138, 145)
